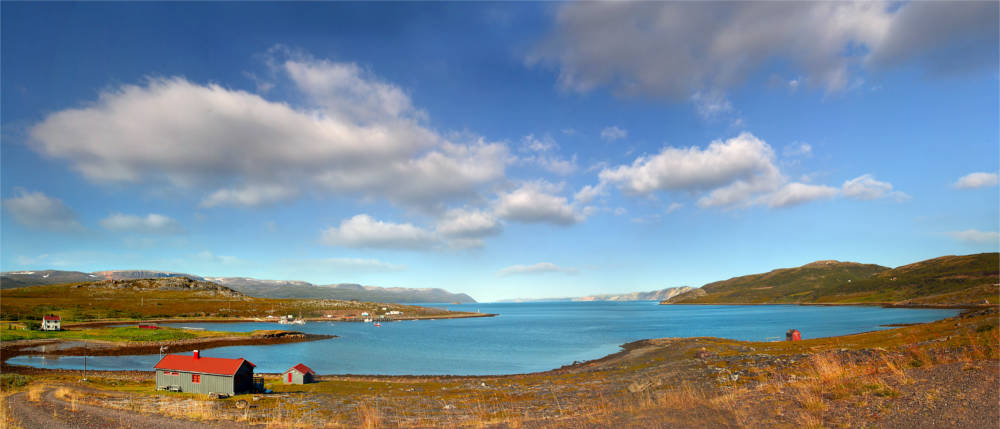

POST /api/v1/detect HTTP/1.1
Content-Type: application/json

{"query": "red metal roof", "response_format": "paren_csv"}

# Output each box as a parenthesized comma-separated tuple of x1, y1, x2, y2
(290, 363, 315, 375)
(154, 354, 255, 376)
(43, 315, 60, 321)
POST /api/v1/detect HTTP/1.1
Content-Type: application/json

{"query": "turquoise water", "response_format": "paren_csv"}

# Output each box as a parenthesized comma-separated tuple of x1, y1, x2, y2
(8, 302, 959, 375)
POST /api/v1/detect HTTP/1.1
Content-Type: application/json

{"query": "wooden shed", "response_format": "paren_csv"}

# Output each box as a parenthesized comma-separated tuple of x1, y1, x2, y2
(282, 363, 316, 384)
(154, 350, 257, 396)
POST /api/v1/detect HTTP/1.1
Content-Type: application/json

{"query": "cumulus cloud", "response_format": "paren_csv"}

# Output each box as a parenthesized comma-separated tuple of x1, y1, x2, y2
(321, 214, 440, 250)
(600, 132, 780, 196)
(435, 208, 503, 239)
(494, 181, 585, 225)
(865, 2, 999, 74)
(760, 183, 839, 208)
(100, 213, 184, 234)
(600, 126, 627, 142)
(531, 2, 996, 98)
(947, 230, 1000, 245)
(953, 172, 998, 189)
(573, 183, 607, 205)
(2, 189, 83, 231)
(517, 135, 577, 175)
(496, 262, 578, 277)
(200, 184, 299, 208)
(598, 133, 904, 209)
(841, 174, 909, 201)
(28, 51, 509, 212)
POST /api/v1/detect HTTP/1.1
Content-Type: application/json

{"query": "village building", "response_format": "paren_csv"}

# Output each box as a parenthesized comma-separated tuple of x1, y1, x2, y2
(41, 315, 61, 331)
(283, 363, 316, 384)
(154, 350, 258, 396)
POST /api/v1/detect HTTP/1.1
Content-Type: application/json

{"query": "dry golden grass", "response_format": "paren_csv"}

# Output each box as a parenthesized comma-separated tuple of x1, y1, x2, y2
(356, 398, 382, 429)
(0, 391, 23, 429)
(25, 385, 45, 402)
(52, 387, 79, 412)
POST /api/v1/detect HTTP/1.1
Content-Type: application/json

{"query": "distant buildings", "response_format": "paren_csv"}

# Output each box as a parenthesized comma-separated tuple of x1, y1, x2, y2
(41, 315, 61, 331)
(154, 350, 257, 396)
(283, 363, 316, 384)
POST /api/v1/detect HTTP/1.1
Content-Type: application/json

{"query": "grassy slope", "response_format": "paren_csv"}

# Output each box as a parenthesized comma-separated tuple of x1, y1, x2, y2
(667, 261, 889, 304)
(0, 281, 458, 322)
(0, 325, 250, 342)
(667, 253, 999, 305)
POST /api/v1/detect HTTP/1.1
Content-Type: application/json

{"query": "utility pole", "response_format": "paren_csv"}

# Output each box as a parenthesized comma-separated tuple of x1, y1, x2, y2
(82, 342, 88, 382)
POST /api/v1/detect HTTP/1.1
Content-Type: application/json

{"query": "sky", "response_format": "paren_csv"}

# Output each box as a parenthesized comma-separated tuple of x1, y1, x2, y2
(2, 2, 998, 302)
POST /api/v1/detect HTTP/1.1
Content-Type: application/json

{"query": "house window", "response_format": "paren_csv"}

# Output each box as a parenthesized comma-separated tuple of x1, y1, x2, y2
(192, 374, 201, 383)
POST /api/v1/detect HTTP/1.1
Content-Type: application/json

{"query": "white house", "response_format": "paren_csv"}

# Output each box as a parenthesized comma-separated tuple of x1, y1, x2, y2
(41, 315, 61, 331)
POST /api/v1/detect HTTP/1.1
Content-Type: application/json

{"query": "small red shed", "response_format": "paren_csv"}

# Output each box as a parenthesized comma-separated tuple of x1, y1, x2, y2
(283, 363, 315, 384)
(786, 329, 802, 341)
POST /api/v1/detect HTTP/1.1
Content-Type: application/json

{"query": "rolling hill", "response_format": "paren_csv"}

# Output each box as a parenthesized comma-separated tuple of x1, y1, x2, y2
(0, 277, 455, 321)
(207, 277, 477, 303)
(664, 253, 999, 305)
(1, 270, 477, 304)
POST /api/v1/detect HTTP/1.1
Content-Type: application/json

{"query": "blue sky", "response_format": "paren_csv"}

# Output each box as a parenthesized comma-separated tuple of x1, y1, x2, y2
(2, 2, 998, 301)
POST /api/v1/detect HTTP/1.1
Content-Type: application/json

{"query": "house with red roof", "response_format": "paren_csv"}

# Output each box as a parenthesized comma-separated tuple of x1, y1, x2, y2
(154, 350, 257, 396)
(41, 314, 61, 331)
(282, 363, 315, 384)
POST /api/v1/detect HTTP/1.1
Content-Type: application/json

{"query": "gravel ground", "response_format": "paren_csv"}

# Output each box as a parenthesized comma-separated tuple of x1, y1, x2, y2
(7, 386, 260, 429)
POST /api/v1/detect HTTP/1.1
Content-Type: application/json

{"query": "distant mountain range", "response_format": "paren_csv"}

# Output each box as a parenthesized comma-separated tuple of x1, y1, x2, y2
(0, 270, 476, 303)
(498, 286, 694, 302)
(205, 277, 477, 303)
(664, 253, 998, 306)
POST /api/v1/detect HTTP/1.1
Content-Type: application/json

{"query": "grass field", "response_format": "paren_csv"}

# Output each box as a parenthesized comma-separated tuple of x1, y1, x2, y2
(0, 325, 250, 343)
(668, 253, 999, 305)
(0, 281, 459, 323)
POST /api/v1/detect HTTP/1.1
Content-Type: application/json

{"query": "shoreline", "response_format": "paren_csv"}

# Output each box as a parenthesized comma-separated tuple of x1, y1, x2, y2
(2, 307, 983, 379)
(659, 301, 994, 310)
(62, 311, 496, 328)
(0, 330, 334, 366)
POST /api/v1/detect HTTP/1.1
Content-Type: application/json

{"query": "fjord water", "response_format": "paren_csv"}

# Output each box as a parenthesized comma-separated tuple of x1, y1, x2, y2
(10, 302, 958, 375)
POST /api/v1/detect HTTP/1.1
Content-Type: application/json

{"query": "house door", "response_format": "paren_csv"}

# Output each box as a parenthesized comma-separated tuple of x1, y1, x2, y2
(288, 373, 292, 383)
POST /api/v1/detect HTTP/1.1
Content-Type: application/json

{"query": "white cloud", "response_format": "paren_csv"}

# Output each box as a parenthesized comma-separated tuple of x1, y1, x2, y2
(2, 189, 83, 231)
(690, 90, 733, 119)
(435, 208, 503, 238)
(783, 142, 813, 158)
(947, 230, 1000, 245)
(521, 134, 556, 153)
(531, 2, 996, 98)
(200, 184, 299, 208)
(841, 174, 909, 201)
(195, 251, 240, 264)
(953, 172, 998, 189)
(600, 126, 627, 142)
(100, 213, 184, 234)
(496, 262, 578, 277)
(760, 183, 839, 208)
(573, 183, 607, 205)
(314, 257, 405, 272)
(600, 132, 780, 196)
(28, 51, 509, 212)
(517, 134, 577, 175)
(598, 133, 904, 209)
(494, 181, 584, 225)
(321, 214, 440, 250)
(665, 202, 684, 214)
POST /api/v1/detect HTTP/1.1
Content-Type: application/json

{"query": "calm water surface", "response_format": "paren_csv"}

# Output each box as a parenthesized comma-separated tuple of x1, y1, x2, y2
(9, 302, 958, 375)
